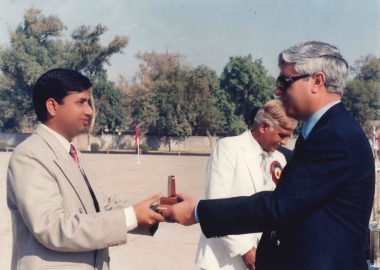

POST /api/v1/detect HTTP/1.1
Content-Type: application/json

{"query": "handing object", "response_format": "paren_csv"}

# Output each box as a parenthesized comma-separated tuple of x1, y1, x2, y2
(149, 176, 179, 235)
(151, 176, 179, 213)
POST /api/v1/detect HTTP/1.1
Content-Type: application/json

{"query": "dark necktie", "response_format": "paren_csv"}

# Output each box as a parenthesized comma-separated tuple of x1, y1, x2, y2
(295, 133, 305, 147)
(69, 144, 100, 212)
(292, 134, 305, 158)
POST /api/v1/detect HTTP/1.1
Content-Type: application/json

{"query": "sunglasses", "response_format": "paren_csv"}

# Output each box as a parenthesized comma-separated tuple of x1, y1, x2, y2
(276, 74, 310, 91)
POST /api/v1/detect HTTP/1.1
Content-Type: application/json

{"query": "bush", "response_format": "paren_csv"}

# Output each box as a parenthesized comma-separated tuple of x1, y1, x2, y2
(137, 143, 149, 153)
(90, 143, 100, 152)
(0, 140, 8, 149)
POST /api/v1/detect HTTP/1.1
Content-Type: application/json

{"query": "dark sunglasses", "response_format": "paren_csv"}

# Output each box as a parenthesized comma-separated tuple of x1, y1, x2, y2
(276, 74, 310, 91)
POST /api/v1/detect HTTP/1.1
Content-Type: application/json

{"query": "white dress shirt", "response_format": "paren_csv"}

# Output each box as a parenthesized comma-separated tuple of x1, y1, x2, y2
(40, 124, 137, 232)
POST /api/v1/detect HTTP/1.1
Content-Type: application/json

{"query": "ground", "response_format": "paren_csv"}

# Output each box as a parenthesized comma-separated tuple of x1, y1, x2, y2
(0, 152, 207, 270)
(1, 152, 378, 269)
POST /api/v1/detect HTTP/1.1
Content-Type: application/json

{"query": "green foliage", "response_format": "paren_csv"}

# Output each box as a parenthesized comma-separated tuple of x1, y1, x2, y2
(126, 52, 229, 141)
(0, 7, 128, 135)
(137, 143, 149, 153)
(343, 79, 380, 126)
(0, 140, 8, 149)
(152, 80, 192, 136)
(343, 55, 380, 133)
(126, 51, 193, 136)
(187, 65, 226, 137)
(65, 22, 128, 136)
(220, 55, 275, 130)
(90, 143, 99, 152)
(351, 54, 380, 82)
(67, 24, 128, 78)
(0, 7, 69, 131)
(91, 71, 126, 134)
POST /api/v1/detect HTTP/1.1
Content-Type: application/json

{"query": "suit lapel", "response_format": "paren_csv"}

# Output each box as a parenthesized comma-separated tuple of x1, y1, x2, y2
(288, 103, 346, 166)
(35, 126, 97, 213)
(76, 151, 105, 212)
(241, 131, 263, 193)
(308, 102, 346, 139)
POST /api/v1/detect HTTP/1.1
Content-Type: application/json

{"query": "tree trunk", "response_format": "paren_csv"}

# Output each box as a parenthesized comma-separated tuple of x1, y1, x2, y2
(206, 129, 214, 150)
(87, 91, 96, 149)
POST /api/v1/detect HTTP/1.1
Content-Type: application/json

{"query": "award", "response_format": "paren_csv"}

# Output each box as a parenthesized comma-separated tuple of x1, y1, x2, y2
(149, 176, 179, 235)
(151, 175, 179, 213)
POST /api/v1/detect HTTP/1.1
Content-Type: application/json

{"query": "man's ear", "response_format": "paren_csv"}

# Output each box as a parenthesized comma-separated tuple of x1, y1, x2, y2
(311, 72, 326, 94)
(260, 121, 271, 132)
(46, 98, 59, 118)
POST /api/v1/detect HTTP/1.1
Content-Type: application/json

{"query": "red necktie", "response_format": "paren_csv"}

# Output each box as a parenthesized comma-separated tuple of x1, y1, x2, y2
(69, 144, 79, 163)
(69, 144, 99, 212)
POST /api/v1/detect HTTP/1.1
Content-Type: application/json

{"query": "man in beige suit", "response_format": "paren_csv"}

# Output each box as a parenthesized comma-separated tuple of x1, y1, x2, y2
(6, 69, 164, 270)
(195, 100, 297, 270)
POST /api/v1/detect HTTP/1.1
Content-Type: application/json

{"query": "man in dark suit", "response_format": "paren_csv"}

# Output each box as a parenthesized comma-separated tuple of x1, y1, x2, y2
(163, 41, 375, 270)
(249, 107, 293, 163)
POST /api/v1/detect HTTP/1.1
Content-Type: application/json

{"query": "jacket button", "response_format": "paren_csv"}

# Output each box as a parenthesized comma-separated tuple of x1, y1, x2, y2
(79, 207, 84, 213)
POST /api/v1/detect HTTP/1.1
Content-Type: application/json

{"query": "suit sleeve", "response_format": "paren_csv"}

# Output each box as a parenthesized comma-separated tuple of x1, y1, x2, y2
(198, 129, 352, 238)
(205, 139, 261, 257)
(101, 189, 129, 211)
(7, 146, 128, 252)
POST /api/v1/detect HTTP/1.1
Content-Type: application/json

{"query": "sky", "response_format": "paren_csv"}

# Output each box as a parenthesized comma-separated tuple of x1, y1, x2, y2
(0, 0, 379, 82)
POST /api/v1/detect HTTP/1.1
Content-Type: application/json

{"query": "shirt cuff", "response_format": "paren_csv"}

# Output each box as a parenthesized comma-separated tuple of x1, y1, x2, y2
(124, 206, 138, 231)
(195, 201, 200, 222)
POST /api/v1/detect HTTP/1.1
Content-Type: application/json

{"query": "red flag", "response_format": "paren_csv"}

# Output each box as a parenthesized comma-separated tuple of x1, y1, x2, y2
(134, 126, 140, 148)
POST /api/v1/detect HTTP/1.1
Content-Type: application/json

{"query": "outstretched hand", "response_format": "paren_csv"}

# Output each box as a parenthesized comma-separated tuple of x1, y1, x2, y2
(161, 193, 198, 226)
(242, 246, 257, 270)
(133, 193, 165, 228)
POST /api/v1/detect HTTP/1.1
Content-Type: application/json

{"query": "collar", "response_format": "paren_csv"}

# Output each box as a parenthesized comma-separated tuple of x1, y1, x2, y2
(40, 124, 72, 153)
(302, 100, 341, 139)
(247, 130, 273, 158)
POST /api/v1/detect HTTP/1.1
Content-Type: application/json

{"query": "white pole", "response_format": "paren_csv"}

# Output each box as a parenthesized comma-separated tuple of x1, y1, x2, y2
(137, 137, 141, 164)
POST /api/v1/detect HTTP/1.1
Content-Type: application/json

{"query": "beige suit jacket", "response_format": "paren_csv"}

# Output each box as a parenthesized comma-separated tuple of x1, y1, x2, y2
(195, 130, 286, 269)
(7, 125, 130, 270)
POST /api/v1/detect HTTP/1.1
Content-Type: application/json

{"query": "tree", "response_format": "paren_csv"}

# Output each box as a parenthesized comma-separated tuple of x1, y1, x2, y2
(0, 7, 69, 131)
(342, 55, 380, 135)
(91, 71, 126, 134)
(351, 54, 380, 82)
(66, 24, 128, 145)
(186, 65, 226, 148)
(126, 51, 192, 137)
(343, 79, 380, 135)
(125, 51, 228, 149)
(0, 8, 128, 139)
(220, 55, 275, 130)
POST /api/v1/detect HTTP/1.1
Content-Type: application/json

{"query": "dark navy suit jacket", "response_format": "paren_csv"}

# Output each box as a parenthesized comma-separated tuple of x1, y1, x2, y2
(198, 103, 375, 270)
(277, 146, 293, 163)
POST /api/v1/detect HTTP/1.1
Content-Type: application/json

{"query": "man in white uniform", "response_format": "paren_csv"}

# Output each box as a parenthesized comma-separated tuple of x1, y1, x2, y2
(195, 100, 297, 270)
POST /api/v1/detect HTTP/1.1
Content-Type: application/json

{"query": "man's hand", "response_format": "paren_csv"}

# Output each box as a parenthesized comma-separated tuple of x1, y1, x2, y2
(242, 246, 256, 270)
(161, 193, 198, 226)
(133, 193, 165, 228)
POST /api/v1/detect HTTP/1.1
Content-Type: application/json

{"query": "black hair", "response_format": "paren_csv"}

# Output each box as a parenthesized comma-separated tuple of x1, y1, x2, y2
(249, 107, 260, 125)
(32, 69, 92, 122)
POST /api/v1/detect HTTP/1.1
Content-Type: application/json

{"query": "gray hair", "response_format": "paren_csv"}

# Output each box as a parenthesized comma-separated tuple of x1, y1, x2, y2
(278, 41, 348, 96)
(253, 100, 298, 130)
(254, 110, 278, 130)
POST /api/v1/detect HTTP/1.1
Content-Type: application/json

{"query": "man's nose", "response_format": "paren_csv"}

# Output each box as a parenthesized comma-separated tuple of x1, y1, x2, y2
(274, 87, 284, 96)
(281, 137, 289, 146)
(85, 102, 93, 117)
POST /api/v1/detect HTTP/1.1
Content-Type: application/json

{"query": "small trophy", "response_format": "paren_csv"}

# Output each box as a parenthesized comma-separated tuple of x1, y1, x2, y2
(151, 175, 179, 213)
(149, 176, 179, 236)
